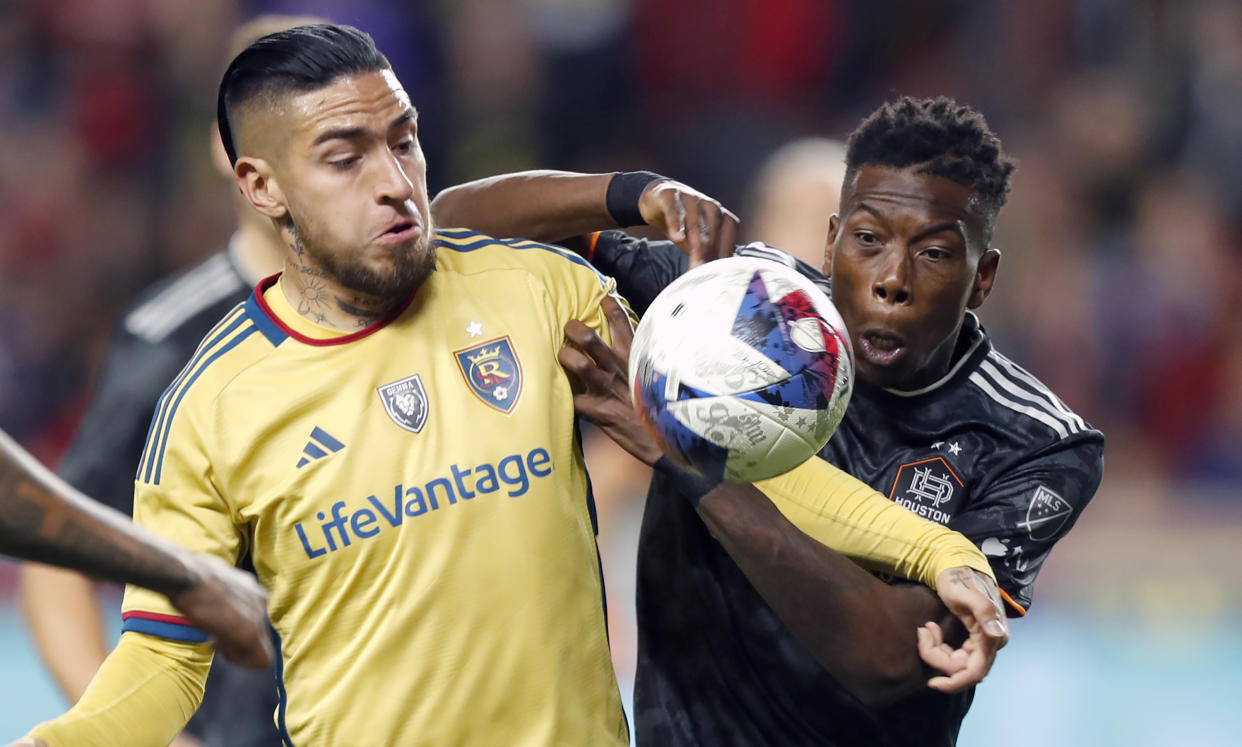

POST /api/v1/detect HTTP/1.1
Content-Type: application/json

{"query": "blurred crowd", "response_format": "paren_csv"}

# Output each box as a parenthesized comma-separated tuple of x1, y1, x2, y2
(1, 0, 1239, 610)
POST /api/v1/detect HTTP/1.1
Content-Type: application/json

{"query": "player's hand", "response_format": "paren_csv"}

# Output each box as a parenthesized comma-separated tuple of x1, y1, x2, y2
(920, 567, 1009, 692)
(560, 297, 663, 466)
(167, 553, 273, 669)
(638, 180, 739, 267)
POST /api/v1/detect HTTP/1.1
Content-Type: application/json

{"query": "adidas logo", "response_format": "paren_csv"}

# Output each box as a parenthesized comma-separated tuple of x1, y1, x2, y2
(297, 427, 345, 468)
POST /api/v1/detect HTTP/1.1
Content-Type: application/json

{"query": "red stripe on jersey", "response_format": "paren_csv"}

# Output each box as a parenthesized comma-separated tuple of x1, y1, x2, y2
(122, 610, 194, 626)
(252, 273, 419, 347)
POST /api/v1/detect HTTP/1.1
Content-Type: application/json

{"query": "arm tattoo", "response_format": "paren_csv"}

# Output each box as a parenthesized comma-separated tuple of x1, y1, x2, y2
(0, 434, 194, 595)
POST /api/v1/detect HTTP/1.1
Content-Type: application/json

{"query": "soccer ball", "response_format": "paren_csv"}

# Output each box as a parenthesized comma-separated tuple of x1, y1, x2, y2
(629, 256, 853, 483)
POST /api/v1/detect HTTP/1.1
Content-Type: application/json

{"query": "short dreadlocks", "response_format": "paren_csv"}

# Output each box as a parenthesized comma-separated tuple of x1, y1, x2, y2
(845, 97, 1015, 227)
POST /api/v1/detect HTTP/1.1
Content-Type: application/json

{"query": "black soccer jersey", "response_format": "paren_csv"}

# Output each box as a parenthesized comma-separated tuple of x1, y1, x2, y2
(582, 231, 1105, 746)
(56, 243, 282, 747)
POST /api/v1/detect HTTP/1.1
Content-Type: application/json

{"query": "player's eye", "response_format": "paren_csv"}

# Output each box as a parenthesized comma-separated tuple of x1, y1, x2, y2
(393, 138, 415, 155)
(329, 156, 360, 170)
(854, 231, 879, 247)
(921, 246, 949, 260)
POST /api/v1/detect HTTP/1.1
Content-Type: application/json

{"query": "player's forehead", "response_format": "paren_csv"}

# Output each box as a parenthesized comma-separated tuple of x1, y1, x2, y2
(842, 165, 983, 231)
(287, 69, 415, 143)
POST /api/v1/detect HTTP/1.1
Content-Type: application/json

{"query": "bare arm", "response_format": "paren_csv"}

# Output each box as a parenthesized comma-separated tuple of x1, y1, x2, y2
(0, 427, 200, 592)
(432, 170, 615, 243)
(695, 480, 964, 704)
(0, 429, 272, 669)
(431, 170, 738, 266)
(694, 480, 1000, 705)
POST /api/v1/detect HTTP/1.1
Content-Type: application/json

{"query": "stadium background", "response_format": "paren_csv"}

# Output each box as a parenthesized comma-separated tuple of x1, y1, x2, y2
(1, 1, 1239, 744)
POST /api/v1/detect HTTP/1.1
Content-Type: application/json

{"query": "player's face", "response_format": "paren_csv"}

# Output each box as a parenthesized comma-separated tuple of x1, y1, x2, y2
(275, 69, 434, 299)
(824, 165, 999, 390)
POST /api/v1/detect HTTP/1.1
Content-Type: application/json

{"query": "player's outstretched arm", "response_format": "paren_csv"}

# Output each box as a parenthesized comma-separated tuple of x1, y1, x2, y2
(430, 169, 738, 266)
(0, 428, 271, 669)
(559, 299, 1007, 706)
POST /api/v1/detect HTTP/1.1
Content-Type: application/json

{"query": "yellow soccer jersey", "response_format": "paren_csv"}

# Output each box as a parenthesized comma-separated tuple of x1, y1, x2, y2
(123, 229, 629, 746)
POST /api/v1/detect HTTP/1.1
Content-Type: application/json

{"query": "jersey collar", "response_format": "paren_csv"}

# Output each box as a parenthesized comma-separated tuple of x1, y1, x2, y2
(252, 273, 418, 347)
(857, 312, 991, 401)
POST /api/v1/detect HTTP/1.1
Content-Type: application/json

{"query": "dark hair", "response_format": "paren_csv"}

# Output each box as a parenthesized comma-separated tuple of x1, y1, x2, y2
(845, 96, 1015, 224)
(217, 23, 390, 165)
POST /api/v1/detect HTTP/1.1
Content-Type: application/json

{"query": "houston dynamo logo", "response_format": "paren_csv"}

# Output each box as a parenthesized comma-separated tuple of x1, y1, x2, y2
(377, 374, 429, 433)
(454, 336, 523, 413)
(889, 456, 964, 525)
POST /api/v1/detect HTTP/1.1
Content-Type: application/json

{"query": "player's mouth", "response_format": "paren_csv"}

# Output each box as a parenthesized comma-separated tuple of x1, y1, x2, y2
(377, 220, 422, 244)
(857, 330, 907, 366)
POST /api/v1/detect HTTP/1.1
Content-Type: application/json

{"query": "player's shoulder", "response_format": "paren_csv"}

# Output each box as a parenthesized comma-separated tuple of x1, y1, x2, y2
(122, 251, 250, 346)
(159, 292, 290, 410)
(134, 295, 283, 485)
(434, 227, 609, 287)
(966, 345, 1104, 450)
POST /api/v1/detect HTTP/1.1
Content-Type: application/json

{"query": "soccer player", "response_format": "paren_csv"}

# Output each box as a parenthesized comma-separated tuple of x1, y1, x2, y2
(24, 27, 1003, 745)
(0, 428, 271, 672)
(17, 16, 314, 747)
(435, 98, 1105, 745)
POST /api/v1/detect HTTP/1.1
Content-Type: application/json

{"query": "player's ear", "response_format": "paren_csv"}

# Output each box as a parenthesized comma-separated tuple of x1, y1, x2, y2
(822, 214, 840, 276)
(235, 157, 288, 220)
(967, 247, 1001, 309)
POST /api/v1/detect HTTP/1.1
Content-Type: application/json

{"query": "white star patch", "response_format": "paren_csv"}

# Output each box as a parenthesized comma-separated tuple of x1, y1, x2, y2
(466, 321, 483, 337)
(948, 442, 962, 456)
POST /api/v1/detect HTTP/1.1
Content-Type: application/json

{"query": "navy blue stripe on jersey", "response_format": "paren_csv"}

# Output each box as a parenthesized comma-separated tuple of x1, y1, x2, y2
(189, 302, 249, 360)
(436, 230, 610, 289)
(270, 626, 296, 747)
(139, 307, 247, 482)
(435, 227, 481, 238)
(139, 309, 247, 483)
(244, 291, 290, 346)
(120, 616, 210, 643)
(151, 325, 258, 484)
(310, 426, 344, 451)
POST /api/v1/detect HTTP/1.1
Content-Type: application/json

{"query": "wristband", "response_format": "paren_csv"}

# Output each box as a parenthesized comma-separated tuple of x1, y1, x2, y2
(654, 456, 721, 505)
(606, 171, 666, 227)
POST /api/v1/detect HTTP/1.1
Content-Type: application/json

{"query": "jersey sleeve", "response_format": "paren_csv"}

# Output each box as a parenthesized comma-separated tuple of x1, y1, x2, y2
(27, 632, 211, 746)
(757, 455, 995, 589)
(948, 432, 1104, 615)
(123, 388, 246, 640)
(57, 326, 189, 516)
(508, 235, 636, 346)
